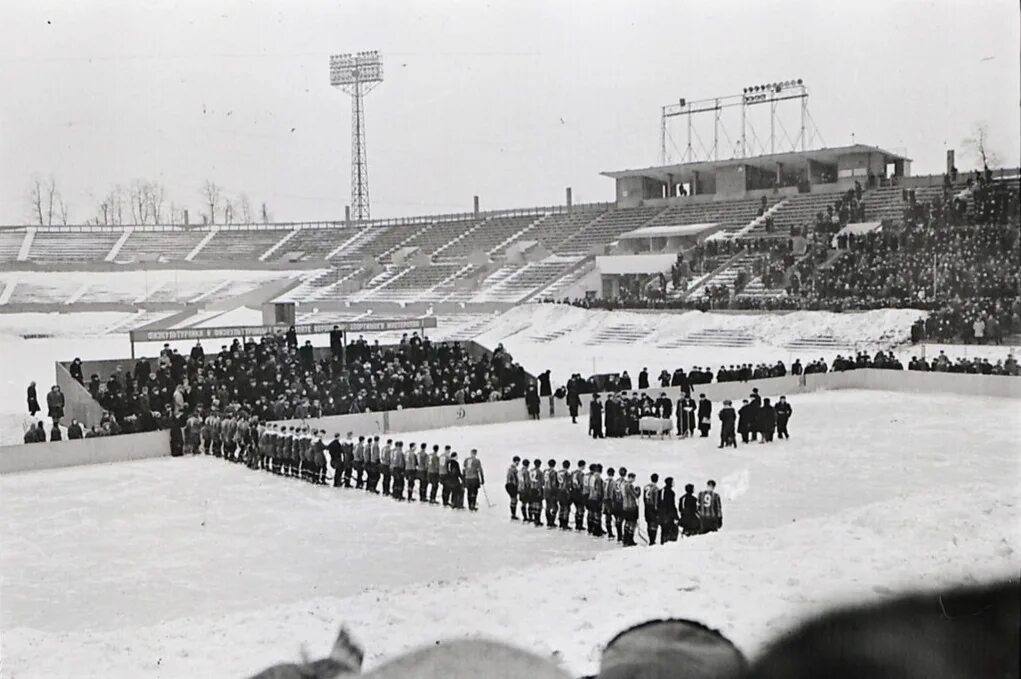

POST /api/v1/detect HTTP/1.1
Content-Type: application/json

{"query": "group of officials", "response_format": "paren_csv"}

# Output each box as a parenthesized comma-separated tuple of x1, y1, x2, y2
(182, 408, 488, 511)
(587, 389, 793, 446)
(504, 456, 723, 547)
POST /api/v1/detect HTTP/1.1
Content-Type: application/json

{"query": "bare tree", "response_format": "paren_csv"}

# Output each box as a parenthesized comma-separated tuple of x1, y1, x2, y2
(238, 193, 253, 224)
(146, 182, 166, 224)
(57, 195, 70, 225)
(201, 180, 222, 225)
(27, 176, 64, 225)
(29, 177, 45, 225)
(129, 180, 149, 224)
(101, 185, 126, 225)
(962, 122, 1002, 169)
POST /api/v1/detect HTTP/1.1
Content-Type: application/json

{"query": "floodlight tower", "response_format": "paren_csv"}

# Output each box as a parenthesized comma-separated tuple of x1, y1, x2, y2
(330, 51, 383, 221)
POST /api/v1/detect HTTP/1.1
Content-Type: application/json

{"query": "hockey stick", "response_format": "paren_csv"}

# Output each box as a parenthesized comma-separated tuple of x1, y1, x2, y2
(481, 485, 495, 509)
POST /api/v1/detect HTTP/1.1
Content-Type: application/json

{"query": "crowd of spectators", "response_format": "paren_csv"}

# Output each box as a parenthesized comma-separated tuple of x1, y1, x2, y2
(27, 331, 530, 442)
(557, 174, 1020, 340)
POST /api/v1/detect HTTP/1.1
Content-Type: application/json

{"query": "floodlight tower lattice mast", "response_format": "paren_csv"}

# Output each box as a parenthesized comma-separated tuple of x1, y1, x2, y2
(330, 51, 384, 222)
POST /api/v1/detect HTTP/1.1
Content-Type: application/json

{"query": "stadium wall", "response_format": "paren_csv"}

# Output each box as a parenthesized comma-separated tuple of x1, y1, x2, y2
(5, 370, 1017, 475)
(0, 430, 169, 474)
(55, 361, 107, 430)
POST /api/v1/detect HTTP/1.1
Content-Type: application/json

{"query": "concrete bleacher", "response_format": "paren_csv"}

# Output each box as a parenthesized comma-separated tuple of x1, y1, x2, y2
(0, 229, 25, 262)
(473, 257, 581, 302)
(402, 218, 483, 258)
(28, 231, 121, 263)
(6, 279, 79, 305)
(643, 197, 776, 235)
(685, 252, 758, 298)
(279, 227, 360, 260)
(193, 229, 291, 262)
(361, 263, 464, 302)
(437, 214, 541, 260)
(116, 230, 205, 262)
(751, 192, 837, 236)
(556, 206, 665, 255)
(494, 208, 606, 256)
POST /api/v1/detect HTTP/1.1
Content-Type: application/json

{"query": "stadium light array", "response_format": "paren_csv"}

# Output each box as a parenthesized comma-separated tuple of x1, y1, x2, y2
(330, 51, 384, 86)
(742, 79, 804, 94)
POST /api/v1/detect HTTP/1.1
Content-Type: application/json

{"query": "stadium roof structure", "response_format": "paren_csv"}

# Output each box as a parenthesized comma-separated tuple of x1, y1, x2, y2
(619, 223, 719, 239)
(601, 144, 911, 182)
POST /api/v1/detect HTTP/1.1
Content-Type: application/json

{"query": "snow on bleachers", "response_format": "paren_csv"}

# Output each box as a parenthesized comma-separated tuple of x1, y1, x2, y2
(28, 232, 120, 263)
(0, 229, 25, 262)
(556, 206, 664, 255)
(193, 229, 292, 262)
(117, 230, 205, 262)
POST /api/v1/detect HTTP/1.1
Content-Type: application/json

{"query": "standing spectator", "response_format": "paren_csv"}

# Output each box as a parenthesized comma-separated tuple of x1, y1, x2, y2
(538, 369, 552, 416)
(46, 385, 65, 424)
(27, 382, 40, 416)
(973, 317, 986, 345)
(69, 358, 84, 384)
(67, 419, 84, 439)
(49, 422, 63, 442)
(638, 368, 649, 390)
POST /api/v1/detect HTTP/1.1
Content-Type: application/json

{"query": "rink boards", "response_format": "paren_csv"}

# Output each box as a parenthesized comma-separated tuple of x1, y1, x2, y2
(2, 369, 1019, 474)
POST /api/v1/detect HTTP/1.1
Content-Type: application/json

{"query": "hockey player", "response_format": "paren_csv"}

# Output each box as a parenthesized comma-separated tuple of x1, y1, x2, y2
(427, 445, 441, 503)
(602, 467, 616, 540)
(185, 411, 202, 455)
(543, 459, 558, 527)
(658, 477, 678, 543)
(313, 430, 328, 484)
(390, 441, 406, 500)
(588, 464, 605, 537)
(775, 396, 792, 439)
(353, 436, 366, 488)
(236, 415, 252, 466)
(463, 449, 485, 511)
(380, 439, 393, 495)
(680, 483, 700, 536)
(556, 460, 572, 529)
(417, 442, 430, 502)
(447, 452, 465, 509)
(572, 460, 587, 531)
(718, 400, 737, 448)
(621, 473, 640, 546)
(341, 432, 355, 487)
(439, 445, 452, 506)
(613, 467, 628, 541)
(517, 458, 531, 522)
(506, 456, 521, 520)
(643, 473, 661, 545)
(697, 480, 723, 533)
(529, 458, 543, 526)
(697, 394, 712, 438)
(367, 436, 381, 492)
(404, 443, 418, 502)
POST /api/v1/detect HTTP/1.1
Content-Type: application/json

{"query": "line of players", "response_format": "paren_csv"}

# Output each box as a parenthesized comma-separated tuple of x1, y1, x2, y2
(505, 456, 723, 547)
(183, 409, 487, 511)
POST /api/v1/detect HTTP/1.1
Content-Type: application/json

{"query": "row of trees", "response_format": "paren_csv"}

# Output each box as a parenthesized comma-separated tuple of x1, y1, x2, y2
(26, 178, 270, 226)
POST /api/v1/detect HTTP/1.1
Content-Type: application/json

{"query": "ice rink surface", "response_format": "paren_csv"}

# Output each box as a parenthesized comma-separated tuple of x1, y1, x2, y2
(2, 390, 1019, 678)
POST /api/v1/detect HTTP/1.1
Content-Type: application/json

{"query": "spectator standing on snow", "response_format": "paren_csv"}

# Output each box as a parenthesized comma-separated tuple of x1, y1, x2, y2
(46, 385, 65, 424)
(27, 382, 40, 416)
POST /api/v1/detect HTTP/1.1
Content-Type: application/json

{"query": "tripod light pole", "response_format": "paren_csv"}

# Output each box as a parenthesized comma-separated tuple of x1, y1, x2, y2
(330, 51, 383, 222)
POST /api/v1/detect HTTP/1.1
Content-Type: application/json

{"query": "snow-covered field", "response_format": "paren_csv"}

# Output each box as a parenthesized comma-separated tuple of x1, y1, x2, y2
(2, 390, 1019, 678)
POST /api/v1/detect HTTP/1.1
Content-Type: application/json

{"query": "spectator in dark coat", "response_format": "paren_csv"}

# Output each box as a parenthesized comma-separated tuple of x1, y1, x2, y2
(525, 387, 540, 420)
(49, 422, 63, 442)
(69, 358, 84, 384)
(657, 477, 678, 543)
(46, 386, 65, 423)
(67, 419, 84, 439)
(27, 382, 40, 416)
(759, 398, 777, 442)
(638, 368, 649, 390)
(679, 483, 700, 536)
(697, 394, 712, 437)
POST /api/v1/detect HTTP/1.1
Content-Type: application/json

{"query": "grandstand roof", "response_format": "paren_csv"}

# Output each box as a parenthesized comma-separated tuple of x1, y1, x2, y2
(601, 144, 912, 181)
(619, 223, 719, 239)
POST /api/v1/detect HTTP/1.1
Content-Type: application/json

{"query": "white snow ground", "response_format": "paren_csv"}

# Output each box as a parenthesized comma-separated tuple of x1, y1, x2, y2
(2, 390, 1018, 678)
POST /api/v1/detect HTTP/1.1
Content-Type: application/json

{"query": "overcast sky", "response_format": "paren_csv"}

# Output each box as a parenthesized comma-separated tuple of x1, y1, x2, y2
(1, 0, 1017, 225)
